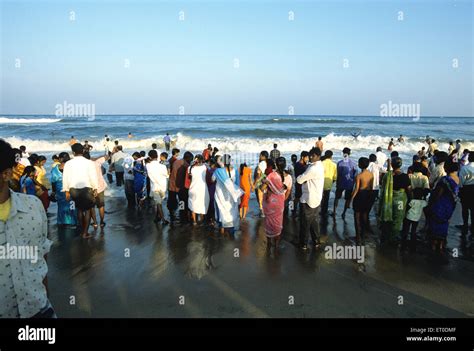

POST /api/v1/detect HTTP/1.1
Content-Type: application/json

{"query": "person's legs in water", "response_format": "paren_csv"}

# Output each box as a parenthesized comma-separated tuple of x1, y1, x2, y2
(321, 190, 330, 216)
(257, 189, 264, 217)
(77, 210, 83, 233)
(309, 206, 321, 248)
(410, 221, 418, 252)
(354, 211, 362, 244)
(90, 208, 98, 230)
(341, 192, 351, 219)
(98, 206, 105, 228)
(333, 188, 343, 217)
(81, 209, 93, 238)
(401, 218, 410, 251)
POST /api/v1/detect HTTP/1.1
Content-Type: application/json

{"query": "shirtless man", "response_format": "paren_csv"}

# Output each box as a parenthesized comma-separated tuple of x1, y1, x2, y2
(350, 157, 374, 244)
(388, 138, 395, 151)
(315, 136, 323, 151)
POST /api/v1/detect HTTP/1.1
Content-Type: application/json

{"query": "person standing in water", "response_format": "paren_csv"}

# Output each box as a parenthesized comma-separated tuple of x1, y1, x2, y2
(270, 144, 280, 162)
(321, 150, 337, 216)
(293, 151, 309, 217)
(50, 152, 77, 226)
(334, 147, 357, 219)
(84, 152, 108, 231)
(202, 144, 212, 162)
(315, 136, 324, 152)
(426, 161, 459, 258)
(146, 150, 170, 225)
(297, 147, 324, 250)
(213, 154, 243, 235)
(261, 157, 288, 252)
(239, 163, 253, 219)
(428, 139, 438, 157)
(254, 151, 269, 217)
(187, 155, 209, 225)
(388, 138, 395, 151)
(350, 157, 374, 245)
(63, 143, 99, 239)
(163, 133, 171, 152)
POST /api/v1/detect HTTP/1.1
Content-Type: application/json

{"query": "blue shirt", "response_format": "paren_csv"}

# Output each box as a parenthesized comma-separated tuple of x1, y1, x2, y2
(336, 158, 357, 190)
(20, 176, 36, 195)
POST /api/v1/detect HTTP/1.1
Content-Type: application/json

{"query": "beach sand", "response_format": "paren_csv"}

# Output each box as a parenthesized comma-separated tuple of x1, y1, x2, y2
(45, 190, 474, 317)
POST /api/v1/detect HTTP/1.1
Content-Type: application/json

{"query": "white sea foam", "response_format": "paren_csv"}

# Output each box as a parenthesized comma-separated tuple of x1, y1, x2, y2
(3, 133, 473, 156)
(0, 117, 61, 124)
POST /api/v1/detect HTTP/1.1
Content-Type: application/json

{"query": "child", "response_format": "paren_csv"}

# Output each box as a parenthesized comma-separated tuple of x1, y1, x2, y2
(20, 166, 37, 196)
(401, 188, 428, 252)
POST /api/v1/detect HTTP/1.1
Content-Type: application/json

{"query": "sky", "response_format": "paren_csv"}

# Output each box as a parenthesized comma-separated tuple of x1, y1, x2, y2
(0, 0, 472, 116)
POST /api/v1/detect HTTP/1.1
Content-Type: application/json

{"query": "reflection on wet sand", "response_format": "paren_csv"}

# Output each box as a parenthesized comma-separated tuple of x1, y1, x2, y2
(46, 196, 474, 317)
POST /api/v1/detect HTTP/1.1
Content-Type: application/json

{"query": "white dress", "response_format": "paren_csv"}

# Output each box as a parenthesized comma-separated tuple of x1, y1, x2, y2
(188, 164, 209, 215)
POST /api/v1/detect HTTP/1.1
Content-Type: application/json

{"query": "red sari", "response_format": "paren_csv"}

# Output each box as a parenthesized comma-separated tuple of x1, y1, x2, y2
(263, 171, 286, 238)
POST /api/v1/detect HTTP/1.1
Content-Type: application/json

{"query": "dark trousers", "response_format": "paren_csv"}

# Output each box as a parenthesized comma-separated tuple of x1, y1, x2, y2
(299, 203, 321, 246)
(115, 172, 124, 187)
(107, 173, 114, 184)
(178, 188, 189, 221)
(178, 189, 189, 211)
(321, 190, 330, 215)
(146, 176, 151, 197)
(165, 142, 170, 151)
(401, 219, 419, 248)
(124, 180, 135, 207)
(460, 185, 474, 233)
(167, 190, 179, 215)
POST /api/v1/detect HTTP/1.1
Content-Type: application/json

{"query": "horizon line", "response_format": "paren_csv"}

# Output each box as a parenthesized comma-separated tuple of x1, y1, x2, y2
(1, 113, 473, 118)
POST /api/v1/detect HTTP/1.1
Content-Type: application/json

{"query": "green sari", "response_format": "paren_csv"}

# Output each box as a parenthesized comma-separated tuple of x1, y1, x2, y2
(379, 171, 407, 242)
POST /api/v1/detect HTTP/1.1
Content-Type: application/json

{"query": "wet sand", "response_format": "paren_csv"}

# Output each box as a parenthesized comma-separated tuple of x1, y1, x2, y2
(46, 191, 474, 317)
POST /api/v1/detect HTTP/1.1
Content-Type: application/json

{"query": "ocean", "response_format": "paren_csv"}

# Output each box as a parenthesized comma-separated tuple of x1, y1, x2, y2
(1, 115, 473, 169)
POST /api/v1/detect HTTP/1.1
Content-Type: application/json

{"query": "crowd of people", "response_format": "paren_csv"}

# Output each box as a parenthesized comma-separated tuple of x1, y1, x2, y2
(2, 134, 473, 253)
(1, 134, 473, 318)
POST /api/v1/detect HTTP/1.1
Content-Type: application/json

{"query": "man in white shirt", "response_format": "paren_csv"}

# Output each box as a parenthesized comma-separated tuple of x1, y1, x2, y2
(0, 139, 55, 318)
(146, 149, 170, 225)
(110, 145, 126, 187)
(297, 147, 324, 250)
(375, 147, 387, 173)
(367, 154, 380, 214)
(63, 143, 99, 238)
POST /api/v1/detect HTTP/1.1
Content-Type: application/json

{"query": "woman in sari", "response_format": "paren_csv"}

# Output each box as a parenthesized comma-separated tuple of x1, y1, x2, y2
(261, 157, 288, 250)
(427, 160, 459, 256)
(379, 157, 411, 244)
(50, 152, 77, 226)
(133, 151, 147, 209)
(239, 163, 253, 219)
(212, 154, 243, 235)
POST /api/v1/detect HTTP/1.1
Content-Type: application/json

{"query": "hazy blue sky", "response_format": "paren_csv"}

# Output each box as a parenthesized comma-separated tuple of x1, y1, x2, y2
(1, 0, 472, 116)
